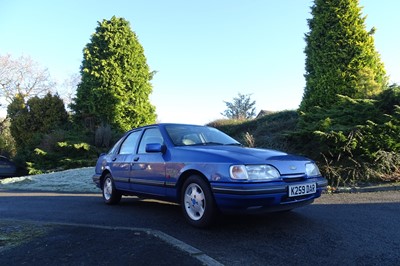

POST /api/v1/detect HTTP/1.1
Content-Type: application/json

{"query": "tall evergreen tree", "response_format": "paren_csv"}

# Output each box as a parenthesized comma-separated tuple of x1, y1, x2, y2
(300, 0, 387, 111)
(72, 16, 156, 132)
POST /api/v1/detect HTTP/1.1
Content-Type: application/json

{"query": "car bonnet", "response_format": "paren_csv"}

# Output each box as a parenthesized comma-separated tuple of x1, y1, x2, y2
(177, 145, 313, 175)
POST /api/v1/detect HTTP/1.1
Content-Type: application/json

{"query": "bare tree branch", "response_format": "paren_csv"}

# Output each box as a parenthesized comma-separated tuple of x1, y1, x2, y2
(60, 73, 81, 111)
(0, 54, 55, 104)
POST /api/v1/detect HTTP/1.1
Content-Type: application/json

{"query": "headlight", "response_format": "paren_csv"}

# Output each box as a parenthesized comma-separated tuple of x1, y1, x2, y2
(230, 165, 280, 181)
(306, 163, 321, 177)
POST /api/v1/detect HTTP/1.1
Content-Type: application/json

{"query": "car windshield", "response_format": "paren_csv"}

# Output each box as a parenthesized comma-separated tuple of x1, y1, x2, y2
(165, 125, 241, 146)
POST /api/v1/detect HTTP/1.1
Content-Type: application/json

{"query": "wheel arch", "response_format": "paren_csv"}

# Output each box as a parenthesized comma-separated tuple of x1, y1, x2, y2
(176, 169, 211, 200)
(99, 169, 111, 189)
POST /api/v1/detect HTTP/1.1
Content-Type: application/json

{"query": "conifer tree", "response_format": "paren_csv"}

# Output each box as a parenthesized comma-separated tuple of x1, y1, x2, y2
(7, 93, 68, 150)
(72, 16, 156, 132)
(300, 0, 387, 111)
(222, 93, 256, 120)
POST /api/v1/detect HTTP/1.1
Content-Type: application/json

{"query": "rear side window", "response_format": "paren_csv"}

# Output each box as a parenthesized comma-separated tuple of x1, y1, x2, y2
(119, 131, 141, 154)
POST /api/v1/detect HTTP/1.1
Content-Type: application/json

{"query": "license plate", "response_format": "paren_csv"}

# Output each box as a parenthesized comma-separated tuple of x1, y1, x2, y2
(288, 183, 316, 197)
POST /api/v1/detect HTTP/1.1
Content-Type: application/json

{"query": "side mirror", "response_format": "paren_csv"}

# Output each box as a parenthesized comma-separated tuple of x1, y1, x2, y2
(146, 143, 166, 154)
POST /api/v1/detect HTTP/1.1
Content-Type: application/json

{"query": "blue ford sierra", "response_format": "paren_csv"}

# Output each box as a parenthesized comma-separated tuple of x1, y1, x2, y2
(93, 123, 327, 227)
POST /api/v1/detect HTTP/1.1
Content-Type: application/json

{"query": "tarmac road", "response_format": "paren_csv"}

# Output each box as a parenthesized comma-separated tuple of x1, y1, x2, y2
(1, 190, 400, 265)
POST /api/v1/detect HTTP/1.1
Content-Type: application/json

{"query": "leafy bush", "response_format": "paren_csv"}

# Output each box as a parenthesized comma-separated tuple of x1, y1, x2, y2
(294, 86, 400, 186)
(0, 118, 16, 158)
(211, 86, 400, 187)
(15, 127, 101, 174)
(252, 111, 299, 152)
(207, 119, 250, 136)
(8, 93, 69, 151)
(209, 110, 298, 151)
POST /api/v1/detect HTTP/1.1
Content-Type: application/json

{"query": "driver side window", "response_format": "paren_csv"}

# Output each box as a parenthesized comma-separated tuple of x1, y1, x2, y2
(138, 128, 163, 154)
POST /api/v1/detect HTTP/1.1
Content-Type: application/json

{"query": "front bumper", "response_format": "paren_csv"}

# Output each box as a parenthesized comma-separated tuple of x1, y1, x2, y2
(211, 177, 328, 214)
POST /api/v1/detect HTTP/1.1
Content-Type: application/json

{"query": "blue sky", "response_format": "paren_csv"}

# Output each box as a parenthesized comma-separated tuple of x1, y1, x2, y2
(0, 0, 399, 124)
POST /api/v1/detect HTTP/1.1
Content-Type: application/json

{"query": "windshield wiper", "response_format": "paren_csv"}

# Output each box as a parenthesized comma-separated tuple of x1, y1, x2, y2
(224, 143, 242, 146)
(189, 142, 224, 146)
(188, 142, 242, 146)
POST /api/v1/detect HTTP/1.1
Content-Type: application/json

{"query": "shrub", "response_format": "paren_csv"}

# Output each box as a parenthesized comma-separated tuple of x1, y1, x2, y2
(0, 118, 16, 157)
(212, 89, 400, 187)
(210, 110, 298, 151)
(295, 86, 400, 186)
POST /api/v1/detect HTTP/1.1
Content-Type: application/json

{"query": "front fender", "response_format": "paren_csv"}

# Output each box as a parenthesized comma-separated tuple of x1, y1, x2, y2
(178, 162, 230, 182)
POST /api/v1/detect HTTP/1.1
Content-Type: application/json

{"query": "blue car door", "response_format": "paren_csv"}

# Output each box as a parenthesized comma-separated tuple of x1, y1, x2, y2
(110, 130, 141, 190)
(130, 127, 167, 196)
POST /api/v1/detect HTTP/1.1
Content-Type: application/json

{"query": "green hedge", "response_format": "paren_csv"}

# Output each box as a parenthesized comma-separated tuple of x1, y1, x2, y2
(210, 85, 400, 187)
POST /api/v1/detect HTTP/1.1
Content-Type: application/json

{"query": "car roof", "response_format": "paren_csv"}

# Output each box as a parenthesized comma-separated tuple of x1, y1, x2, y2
(129, 123, 206, 131)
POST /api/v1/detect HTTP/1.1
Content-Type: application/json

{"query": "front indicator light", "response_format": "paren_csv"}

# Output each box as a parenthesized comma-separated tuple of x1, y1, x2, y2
(306, 163, 321, 177)
(230, 165, 248, 180)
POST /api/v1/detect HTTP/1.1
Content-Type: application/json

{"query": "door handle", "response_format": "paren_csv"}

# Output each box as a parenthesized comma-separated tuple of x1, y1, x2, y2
(134, 156, 140, 161)
(112, 157, 117, 162)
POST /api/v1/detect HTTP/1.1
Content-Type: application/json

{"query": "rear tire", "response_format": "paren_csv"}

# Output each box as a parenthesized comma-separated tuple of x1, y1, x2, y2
(102, 173, 121, 205)
(181, 175, 217, 228)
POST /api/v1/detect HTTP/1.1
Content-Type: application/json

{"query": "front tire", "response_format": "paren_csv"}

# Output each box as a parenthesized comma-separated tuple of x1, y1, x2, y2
(181, 175, 217, 228)
(102, 173, 122, 205)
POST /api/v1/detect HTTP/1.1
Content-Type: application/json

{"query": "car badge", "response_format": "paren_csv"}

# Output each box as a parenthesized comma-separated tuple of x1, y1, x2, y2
(289, 165, 297, 170)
